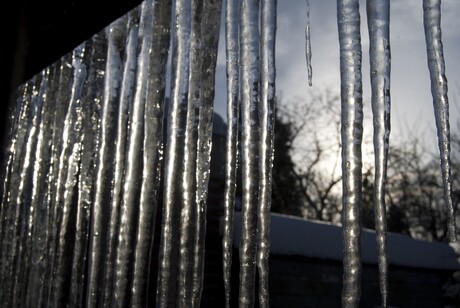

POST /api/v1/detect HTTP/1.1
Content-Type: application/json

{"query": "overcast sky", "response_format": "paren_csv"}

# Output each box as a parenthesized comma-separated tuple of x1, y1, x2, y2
(213, 0, 460, 152)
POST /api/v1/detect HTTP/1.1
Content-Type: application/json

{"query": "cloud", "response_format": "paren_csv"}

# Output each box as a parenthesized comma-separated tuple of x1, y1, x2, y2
(213, 0, 459, 150)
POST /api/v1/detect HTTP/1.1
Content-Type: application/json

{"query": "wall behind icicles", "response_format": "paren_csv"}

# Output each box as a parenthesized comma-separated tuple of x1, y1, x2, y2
(0, 0, 456, 307)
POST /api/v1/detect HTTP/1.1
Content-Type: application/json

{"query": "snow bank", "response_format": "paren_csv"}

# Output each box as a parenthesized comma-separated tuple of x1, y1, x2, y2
(225, 212, 460, 270)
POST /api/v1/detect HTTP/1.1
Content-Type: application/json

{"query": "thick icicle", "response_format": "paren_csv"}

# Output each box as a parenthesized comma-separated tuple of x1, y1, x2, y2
(423, 0, 456, 242)
(192, 0, 222, 306)
(305, 0, 313, 86)
(0, 84, 30, 262)
(258, 0, 276, 307)
(43, 54, 74, 307)
(222, 0, 239, 305)
(178, 1, 203, 306)
(0, 85, 29, 222)
(239, 0, 261, 306)
(51, 44, 87, 308)
(85, 16, 128, 308)
(25, 67, 60, 308)
(367, 0, 391, 307)
(11, 73, 46, 307)
(130, 1, 171, 307)
(337, 0, 364, 307)
(113, 2, 153, 306)
(156, 0, 191, 306)
(100, 13, 137, 308)
(0, 82, 34, 306)
(69, 33, 106, 308)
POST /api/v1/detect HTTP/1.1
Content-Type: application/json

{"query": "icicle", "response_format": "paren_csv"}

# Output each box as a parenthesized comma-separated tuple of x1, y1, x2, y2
(0, 85, 27, 221)
(40, 53, 77, 308)
(25, 67, 60, 308)
(113, 2, 154, 305)
(100, 12, 137, 308)
(130, 1, 171, 307)
(178, 0, 203, 306)
(337, 0, 364, 307)
(0, 82, 33, 306)
(11, 73, 47, 307)
(192, 0, 222, 306)
(0, 77, 42, 307)
(367, 0, 390, 307)
(305, 0, 313, 86)
(42, 54, 74, 307)
(51, 44, 87, 308)
(423, 0, 456, 242)
(223, 0, 239, 306)
(86, 15, 129, 308)
(69, 33, 107, 308)
(239, 0, 261, 306)
(0, 87, 26, 276)
(156, 0, 191, 306)
(258, 0, 276, 307)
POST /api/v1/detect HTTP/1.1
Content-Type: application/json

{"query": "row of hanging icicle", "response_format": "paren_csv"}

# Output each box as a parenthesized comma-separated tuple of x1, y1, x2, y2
(0, 0, 456, 307)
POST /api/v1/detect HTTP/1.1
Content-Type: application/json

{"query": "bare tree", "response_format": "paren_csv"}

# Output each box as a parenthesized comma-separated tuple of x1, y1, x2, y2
(370, 127, 460, 241)
(272, 88, 459, 242)
(272, 89, 343, 222)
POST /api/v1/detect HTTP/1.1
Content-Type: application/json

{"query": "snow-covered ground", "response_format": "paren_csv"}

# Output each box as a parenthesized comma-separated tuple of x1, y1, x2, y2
(225, 212, 460, 270)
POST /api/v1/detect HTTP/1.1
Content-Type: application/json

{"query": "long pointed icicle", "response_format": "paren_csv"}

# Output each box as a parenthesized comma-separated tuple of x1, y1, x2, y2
(305, 0, 313, 86)
(423, 0, 456, 242)
(0, 83, 33, 306)
(69, 34, 106, 308)
(51, 44, 87, 308)
(239, 0, 261, 306)
(156, 0, 191, 306)
(113, 2, 154, 305)
(85, 16, 127, 308)
(367, 0, 391, 307)
(223, 0, 239, 305)
(0, 84, 29, 223)
(44, 54, 73, 307)
(178, 1, 203, 306)
(25, 67, 59, 308)
(11, 74, 46, 307)
(130, 1, 171, 307)
(192, 0, 222, 305)
(0, 84, 30, 269)
(258, 0, 277, 307)
(337, 0, 364, 307)
(101, 13, 137, 307)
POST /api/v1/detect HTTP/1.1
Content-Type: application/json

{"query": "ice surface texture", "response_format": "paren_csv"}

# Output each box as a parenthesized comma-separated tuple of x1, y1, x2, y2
(0, 0, 456, 307)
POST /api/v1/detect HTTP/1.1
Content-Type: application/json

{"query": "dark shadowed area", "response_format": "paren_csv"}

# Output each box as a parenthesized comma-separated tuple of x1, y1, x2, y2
(2, 0, 143, 158)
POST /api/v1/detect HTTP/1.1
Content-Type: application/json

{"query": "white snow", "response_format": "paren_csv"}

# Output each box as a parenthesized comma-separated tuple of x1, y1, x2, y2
(224, 212, 460, 270)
